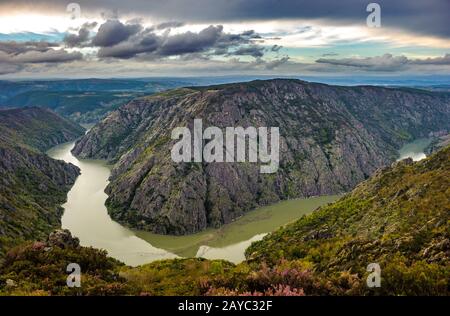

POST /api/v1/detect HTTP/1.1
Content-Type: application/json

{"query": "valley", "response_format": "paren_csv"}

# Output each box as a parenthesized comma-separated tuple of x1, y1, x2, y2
(47, 141, 339, 265)
(0, 107, 85, 259)
(0, 79, 448, 295)
(45, 122, 434, 266)
(72, 79, 450, 235)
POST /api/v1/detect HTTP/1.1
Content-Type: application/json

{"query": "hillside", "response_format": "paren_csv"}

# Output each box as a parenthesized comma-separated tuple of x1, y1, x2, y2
(0, 107, 84, 259)
(2, 91, 142, 124)
(0, 78, 222, 123)
(1, 146, 448, 296)
(72, 79, 450, 235)
(0, 107, 85, 151)
(244, 145, 449, 295)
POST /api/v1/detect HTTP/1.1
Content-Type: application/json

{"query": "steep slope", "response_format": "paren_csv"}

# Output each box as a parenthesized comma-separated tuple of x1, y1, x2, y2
(2, 147, 448, 296)
(72, 79, 450, 234)
(0, 107, 85, 151)
(244, 146, 449, 295)
(2, 91, 142, 124)
(0, 107, 84, 259)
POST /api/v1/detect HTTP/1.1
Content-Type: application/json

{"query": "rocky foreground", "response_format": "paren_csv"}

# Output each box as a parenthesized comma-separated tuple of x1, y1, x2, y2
(72, 79, 450, 235)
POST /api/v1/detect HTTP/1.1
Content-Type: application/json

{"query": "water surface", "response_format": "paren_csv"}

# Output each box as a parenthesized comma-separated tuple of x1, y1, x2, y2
(47, 141, 339, 265)
(397, 138, 432, 161)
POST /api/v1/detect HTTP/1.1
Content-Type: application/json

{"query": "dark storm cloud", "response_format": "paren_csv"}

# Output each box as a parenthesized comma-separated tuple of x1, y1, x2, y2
(97, 31, 161, 58)
(94, 22, 262, 59)
(64, 22, 97, 47)
(91, 20, 142, 47)
(158, 25, 223, 56)
(4, 0, 449, 38)
(316, 53, 450, 71)
(0, 40, 82, 71)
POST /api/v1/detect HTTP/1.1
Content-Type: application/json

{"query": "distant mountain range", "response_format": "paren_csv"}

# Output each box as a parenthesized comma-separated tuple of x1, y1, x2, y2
(72, 79, 450, 235)
(0, 79, 195, 123)
(2, 77, 449, 123)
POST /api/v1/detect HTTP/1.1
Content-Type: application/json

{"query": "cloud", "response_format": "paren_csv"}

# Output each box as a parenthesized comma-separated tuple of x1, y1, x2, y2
(410, 53, 450, 65)
(316, 54, 409, 71)
(230, 45, 265, 58)
(91, 20, 142, 47)
(0, 62, 23, 74)
(94, 22, 263, 60)
(0, 49, 82, 63)
(155, 21, 185, 30)
(158, 25, 223, 56)
(321, 52, 338, 57)
(240, 30, 261, 39)
(264, 56, 289, 70)
(64, 22, 97, 48)
(271, 45, 282, 52)
(0, 40, 82, 74)
(0, 41, 58, 54)
(316, 53, 450, 71)
(98, 32, 161, 58)
(4, 0, 448, 39)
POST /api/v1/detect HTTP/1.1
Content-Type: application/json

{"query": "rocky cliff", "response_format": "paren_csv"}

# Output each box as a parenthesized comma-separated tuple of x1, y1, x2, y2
(0, 107, 84, 259)
(72, 79, 450, 234)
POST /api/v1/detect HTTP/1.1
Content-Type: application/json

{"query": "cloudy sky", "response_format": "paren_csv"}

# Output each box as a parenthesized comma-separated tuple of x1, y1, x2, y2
(0, 0, 449, 78)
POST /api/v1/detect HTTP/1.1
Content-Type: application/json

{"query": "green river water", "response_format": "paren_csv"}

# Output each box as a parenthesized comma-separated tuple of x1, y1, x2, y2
(47, 137, 430, 266)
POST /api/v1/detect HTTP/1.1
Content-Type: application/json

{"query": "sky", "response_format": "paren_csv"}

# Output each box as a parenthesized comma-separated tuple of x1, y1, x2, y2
(0, 0, 449, 78)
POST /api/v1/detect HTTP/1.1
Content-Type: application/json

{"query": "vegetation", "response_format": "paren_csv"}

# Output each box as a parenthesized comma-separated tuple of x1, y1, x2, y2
(245, 145, 450, 295)
(4, 91, 141, 124)
(0, 231, 129, 295)
(1, 146, 448, 295)
(73, 79, 450, 235)
(0, 108, 84, 261)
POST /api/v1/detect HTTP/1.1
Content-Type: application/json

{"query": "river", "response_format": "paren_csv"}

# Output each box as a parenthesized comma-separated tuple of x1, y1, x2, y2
(47, 137, 430, 266)
(397, 138, 432, 161)
(47, 141, 339, 266)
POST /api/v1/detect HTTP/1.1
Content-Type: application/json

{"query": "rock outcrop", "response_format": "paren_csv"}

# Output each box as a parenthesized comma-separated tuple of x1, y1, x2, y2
(72, 79, 450, 234)
(47, 229, 80, 249)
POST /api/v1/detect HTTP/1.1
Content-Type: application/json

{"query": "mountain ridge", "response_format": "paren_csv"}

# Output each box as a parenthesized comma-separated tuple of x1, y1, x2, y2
(72, 79, 450, 235)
